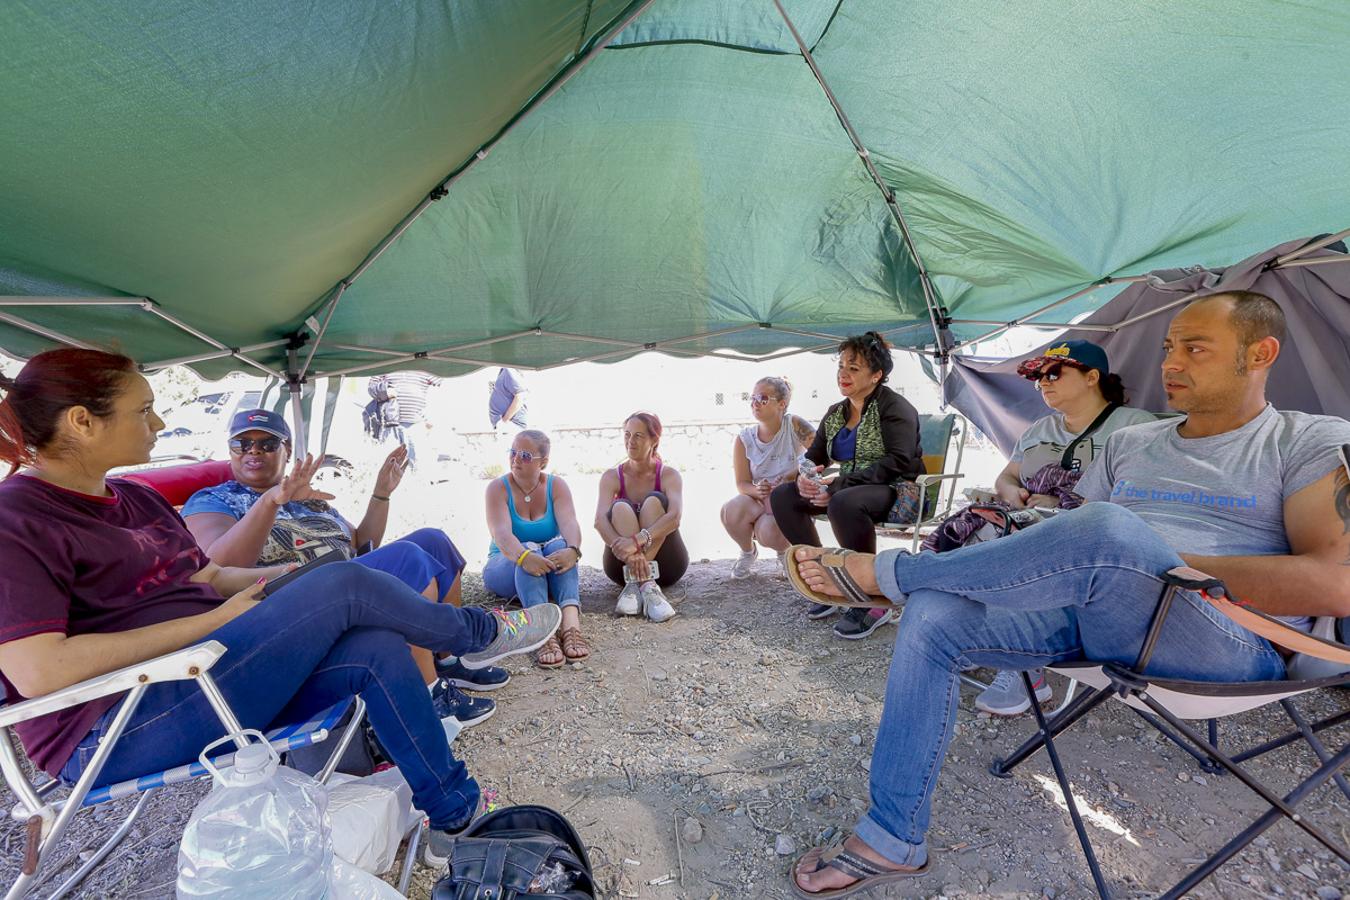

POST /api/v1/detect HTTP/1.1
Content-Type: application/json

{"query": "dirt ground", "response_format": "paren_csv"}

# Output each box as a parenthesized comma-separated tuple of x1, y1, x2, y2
(3, 557, 1347, 900)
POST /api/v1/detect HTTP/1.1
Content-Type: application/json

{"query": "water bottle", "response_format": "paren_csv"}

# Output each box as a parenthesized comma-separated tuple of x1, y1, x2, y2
(177, 730, 333, 899)
(798, 459, 823, 484)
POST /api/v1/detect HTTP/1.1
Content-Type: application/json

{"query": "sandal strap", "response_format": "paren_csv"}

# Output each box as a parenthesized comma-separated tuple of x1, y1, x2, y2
(819, 845, 886, 880)
(821, 550, 872, 606)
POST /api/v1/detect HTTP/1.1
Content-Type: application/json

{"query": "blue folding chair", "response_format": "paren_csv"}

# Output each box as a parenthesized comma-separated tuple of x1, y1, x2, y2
(0, 640, 369, 899)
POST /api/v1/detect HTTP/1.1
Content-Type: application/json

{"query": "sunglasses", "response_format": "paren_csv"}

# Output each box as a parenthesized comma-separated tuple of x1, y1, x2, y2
(750, 393, 779, 405)
(229, 436, 284, 454)
(508, 448, 540, 463)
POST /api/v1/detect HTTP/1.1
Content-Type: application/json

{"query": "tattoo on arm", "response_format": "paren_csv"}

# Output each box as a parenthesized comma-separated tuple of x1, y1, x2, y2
(792, 416, 816, 447)
(1334, 467, 1350, 564)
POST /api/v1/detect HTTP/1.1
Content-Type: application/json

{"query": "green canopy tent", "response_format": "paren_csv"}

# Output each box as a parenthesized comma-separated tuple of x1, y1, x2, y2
(3, 1, 1348, 443)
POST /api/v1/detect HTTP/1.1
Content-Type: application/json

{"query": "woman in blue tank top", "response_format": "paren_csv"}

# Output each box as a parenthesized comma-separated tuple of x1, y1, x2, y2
(483, 430, 588, 667)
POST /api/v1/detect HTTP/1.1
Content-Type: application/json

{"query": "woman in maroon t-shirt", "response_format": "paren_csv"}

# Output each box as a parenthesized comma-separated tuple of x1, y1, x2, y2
(0, 349, 560, 852)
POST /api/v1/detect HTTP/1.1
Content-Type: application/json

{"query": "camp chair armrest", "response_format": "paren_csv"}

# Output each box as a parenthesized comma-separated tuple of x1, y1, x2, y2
(0, 641, 227, 729)
(1199, 594, 1350, 666)
(915, 472, 963, 487)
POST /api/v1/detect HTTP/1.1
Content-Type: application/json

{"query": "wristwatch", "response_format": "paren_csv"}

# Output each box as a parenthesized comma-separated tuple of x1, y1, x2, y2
(566, 544, 583, 560)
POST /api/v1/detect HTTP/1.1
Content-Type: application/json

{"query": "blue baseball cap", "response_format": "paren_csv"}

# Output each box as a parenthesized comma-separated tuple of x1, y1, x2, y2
(1016, 339, 1110, 380)
(228, 408, 292, 442)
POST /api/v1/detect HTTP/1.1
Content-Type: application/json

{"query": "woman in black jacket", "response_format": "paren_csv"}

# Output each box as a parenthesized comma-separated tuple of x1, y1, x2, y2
(770, 332, 923, 639)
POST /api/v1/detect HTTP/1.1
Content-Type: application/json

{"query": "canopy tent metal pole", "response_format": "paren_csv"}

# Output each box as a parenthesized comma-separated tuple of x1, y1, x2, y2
(285, 338, 307, 451)
(0, 312, 97, 351)
(295, 0, 660, 382)
(773, 0, 951, 365)
(1272, 255, 1350, 270)
(318, 328, 544, 378)
(949, 275, 1150, 352)
(1271, 228, 1350, 267)
(0, 296, 146, 307)
(140, 339, 292, 372)
(138, 302, 283, 379)
(951, 319, 1118, 333)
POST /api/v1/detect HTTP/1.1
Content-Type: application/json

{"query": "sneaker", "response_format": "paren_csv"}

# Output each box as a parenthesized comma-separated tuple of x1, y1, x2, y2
(422, 787, 501, 867)
(832, 607, 897, 640)
(435, 657, 511, 692)
(640, 581, 677, 623)
(615, 581, 642, 616)
(430, 679, 496, 729)
(732, 546, 758, 578)
(807, 601, 839, 620)
(975, 668, 1053, 716)
(459, 605, 562, 670)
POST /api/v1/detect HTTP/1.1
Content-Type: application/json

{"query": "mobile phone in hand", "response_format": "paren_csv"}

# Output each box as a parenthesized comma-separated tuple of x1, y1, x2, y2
(259, 549, 343, 598)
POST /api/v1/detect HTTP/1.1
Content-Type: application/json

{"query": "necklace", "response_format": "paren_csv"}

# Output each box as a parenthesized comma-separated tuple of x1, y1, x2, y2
(509, 472, 541, 504)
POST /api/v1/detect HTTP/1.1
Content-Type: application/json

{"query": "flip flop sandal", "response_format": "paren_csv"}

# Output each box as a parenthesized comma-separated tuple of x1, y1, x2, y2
(784, 545, 898, 611)
(534, 636, 565, 669)
(790, 841, 931, 899)
(559, 626, 591, 661)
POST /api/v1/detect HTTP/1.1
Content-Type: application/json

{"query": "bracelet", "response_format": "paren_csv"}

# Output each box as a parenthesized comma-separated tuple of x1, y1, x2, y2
(515, 548, 532, 566)
(641, 529, 654, 550)
(371, 494, 391, 502)
(566, 544, 582, 560)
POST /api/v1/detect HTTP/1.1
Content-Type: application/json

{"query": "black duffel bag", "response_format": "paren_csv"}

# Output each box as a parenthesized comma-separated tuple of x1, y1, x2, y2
(432, 805, 595, 900)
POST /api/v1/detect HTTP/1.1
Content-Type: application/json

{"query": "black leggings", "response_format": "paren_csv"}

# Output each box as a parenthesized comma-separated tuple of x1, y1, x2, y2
(601, 492, 690, 587)
(769, 482, 897, 554)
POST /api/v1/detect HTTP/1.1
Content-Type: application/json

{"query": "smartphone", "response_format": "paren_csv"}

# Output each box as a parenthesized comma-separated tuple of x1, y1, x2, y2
(259, 549, 343, 598)
(622, 561, 661, 584)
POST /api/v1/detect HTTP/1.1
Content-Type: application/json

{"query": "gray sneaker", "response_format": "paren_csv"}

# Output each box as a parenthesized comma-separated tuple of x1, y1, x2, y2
(422, 787, 501, 868)
(615, 582, 641, 616)
(975, 668, 1052, 716)
(459, 606, 561, 670)
(640, 580, 677, 622)
(732, 547, 758, 578)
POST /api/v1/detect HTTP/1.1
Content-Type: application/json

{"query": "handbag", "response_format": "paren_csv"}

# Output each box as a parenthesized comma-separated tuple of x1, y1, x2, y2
(432, 805, 596, 900)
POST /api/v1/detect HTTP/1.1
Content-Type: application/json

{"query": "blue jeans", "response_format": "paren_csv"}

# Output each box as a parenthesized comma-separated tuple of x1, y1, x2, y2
(858, 502, 1286, 868)
(62, 557, 496, 829)
(482, 537, 580, 609)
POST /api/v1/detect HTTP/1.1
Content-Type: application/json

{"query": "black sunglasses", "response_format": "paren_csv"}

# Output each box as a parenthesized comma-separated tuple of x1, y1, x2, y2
(229, 436, 284, 454)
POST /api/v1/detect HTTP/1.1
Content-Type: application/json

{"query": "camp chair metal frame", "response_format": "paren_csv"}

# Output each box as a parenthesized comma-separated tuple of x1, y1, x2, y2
(0, 640, 392, 899)
(880, 412, 968, 552)
(989, 566, 1350, 899)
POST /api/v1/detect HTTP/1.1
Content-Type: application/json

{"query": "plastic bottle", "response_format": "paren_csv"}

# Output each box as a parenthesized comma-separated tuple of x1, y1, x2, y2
(177, 730, 333, 899)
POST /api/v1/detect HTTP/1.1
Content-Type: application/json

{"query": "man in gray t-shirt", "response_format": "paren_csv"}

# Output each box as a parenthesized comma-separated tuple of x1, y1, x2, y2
(782, 292, 1350, 897)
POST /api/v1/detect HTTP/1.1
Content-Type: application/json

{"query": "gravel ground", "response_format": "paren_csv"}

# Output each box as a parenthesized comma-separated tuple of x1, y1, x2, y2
(3, 559, 1347, 900)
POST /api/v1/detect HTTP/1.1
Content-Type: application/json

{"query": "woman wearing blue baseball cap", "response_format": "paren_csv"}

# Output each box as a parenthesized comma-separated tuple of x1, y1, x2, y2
(182, 409, 505, 729)
(949, 339, 1155, 716)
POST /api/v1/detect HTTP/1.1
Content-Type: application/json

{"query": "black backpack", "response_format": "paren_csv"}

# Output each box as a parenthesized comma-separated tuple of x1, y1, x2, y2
(432, 805, 595, 900)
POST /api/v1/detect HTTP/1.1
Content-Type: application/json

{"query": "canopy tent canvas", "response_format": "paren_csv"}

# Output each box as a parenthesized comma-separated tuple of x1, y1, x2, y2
(943, 237, 1350, 456)
(1, 1, 1348, 409)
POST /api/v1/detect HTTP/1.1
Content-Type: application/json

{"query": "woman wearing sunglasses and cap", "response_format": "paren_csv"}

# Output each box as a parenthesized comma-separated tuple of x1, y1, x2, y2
(948, 339, 1155, 716)
(182, 409, 507, 726)
(482, 429, 589, 668)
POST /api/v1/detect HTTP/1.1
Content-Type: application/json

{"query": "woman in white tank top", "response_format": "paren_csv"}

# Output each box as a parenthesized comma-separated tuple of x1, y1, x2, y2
(720, 376, 816, 577)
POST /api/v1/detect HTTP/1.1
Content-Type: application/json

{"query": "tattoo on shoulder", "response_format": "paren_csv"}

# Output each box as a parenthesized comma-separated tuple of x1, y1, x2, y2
(792, 416, 816, 446)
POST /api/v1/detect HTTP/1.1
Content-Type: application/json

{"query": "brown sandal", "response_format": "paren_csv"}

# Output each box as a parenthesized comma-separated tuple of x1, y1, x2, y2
(560, 626, 591, 661)
(535, 636, 564, 669)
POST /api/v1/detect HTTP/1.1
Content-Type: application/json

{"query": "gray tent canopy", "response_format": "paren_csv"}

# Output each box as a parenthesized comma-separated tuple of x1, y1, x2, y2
(944, 235, 1350, 455)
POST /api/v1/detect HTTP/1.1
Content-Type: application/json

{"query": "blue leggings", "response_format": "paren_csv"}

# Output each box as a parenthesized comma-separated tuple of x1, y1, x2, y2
(356, 527, 465, 602)
(62, 555, 496, 830)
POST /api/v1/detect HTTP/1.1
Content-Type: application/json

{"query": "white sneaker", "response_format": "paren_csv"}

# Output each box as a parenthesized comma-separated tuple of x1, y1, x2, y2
(732, 546, 758, 578)
(640, 581, 677, 622)
(615, 582, 641, 616)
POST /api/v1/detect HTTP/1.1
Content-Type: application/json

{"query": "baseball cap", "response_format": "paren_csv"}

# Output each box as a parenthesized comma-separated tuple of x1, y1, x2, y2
(1016, 340, 1110, 380)
(228, 408, 292, 442)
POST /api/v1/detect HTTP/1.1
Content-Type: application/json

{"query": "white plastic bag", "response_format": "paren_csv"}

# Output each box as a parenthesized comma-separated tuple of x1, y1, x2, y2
(328, 767, 420, 873)
(330, 857, 404, 899)
(177, 731, 332, 899)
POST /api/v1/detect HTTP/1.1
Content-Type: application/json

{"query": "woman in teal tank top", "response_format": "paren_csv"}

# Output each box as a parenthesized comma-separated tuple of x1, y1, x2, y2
(483, 430, 588, 667)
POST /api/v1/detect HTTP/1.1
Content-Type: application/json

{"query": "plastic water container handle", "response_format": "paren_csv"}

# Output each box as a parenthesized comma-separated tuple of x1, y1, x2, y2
(198, 729, 275, 782)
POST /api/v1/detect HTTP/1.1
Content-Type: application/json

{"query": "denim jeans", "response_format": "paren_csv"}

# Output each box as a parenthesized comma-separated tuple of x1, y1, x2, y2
(858, 502, 1286, 868)
(482, 537, 580, 609)
(62, 558, 496, 829)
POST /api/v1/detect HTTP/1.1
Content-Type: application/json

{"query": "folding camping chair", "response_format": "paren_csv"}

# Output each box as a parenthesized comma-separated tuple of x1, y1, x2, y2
(880, 412, 967, 552)
(0, 641, 378, 899)
(989, 565, 1350, 899)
